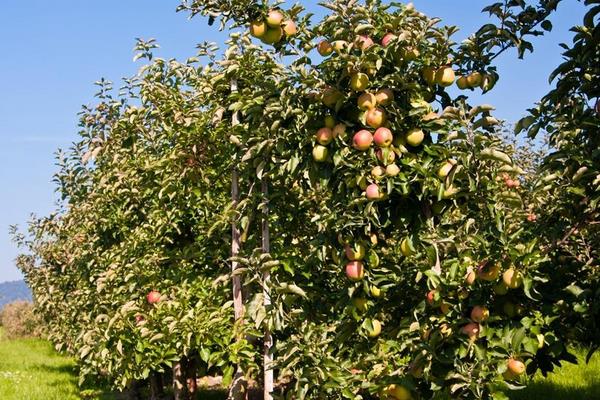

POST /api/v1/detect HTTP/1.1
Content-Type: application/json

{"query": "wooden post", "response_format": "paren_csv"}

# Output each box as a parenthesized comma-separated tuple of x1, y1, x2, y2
(262, 178, 274, 400)
(228, 79, 248, 400)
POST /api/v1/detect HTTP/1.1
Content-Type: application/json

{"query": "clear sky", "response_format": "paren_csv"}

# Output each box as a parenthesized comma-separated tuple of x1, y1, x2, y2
(0, 0, 586, 282)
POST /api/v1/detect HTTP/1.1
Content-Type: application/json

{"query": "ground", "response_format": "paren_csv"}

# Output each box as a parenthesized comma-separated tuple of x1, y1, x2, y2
(0, 331, 598, 399)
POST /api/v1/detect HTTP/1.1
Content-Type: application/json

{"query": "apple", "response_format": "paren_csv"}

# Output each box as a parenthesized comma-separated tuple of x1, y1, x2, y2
(352, 297, 368, 312)
(316, 127, 333, 145)
(355, 35, 374, 50)
(332, 40, 348, 53)
(282, 20, 297, 36)
(321, 87, 343, 108)
(357, 92, 377, 110)
(261, 27, 284, 44)
(376, 148, 396, 164)
(375, 88, 394, 105)
(435, 66, 455, 87)
(470, 306, 489, 322)
(465, 270, 477, 286)
(502, 268, 523, 289)
(352, 130, 373, 150)
(507, 358, 526, 377)
(370, 285, 382, 298)
(147, 290, 161, 304)
(367, 319, 382, 338)
(426, 289, 437, 306)
(373, 127, 393, 147)
(371, 166, 385, 179)
(350, 73, 369, 91)
(324, 115, 336, 129)
(494, 282, 509, 295)
(345, 261, 365, 281)
(381, 33, 397, 47)
(266, 9, 284, 28)
(405, 128, 425, 147)
(440, 302, 451, 315)
(460, 322, 480, 340)
(527, 213, 537, 222)
(317, 40, 333, 56)
(466, 72, 483, 88)
(422, 66, 437, 86)
(135, 314, 145, 324)
(477, 261, 500, 281)
(332, 123, 347, 139)
(386, 164, 400, 176)
(400, 238, 414, 256)
(345, 243, 367, 261)
(456, 76, 469, 90)
(249, 19, 267, 38)
(312, 145, 328, 162)
(366, 108, 386, 128)
(386, 384, 412, 400)
(437, 159, 457, 179)
(366, 183, 381, 200)
(401, 46, 420, 61)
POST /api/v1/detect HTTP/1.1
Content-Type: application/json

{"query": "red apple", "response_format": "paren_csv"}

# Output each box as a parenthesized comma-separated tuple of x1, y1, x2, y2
(426, 290, 437, 306)
(375, 88, 394, 106)
(147, 290, 161, 304)
(460, 322, 480, 340)
(381, 33, 397, 47)
(477, 261, 500, 281)
(527, 213, 537, 222)
(357, 92, 377, 110)
(266, 9, 284, 28)
(502, 268, 523, 289)
(507, 358, 526, 376)
(346, 261, 365, 281)
(366, 107, 386, 128)
(135, 314, 145, 324)
(366, 183, 381, 200)
(373, 127, 393, 147)
(282, 20, 297, 36)
(316, 127, 333, 145)
(317, 40, 333, 56)
(355, 35, 374, 50)
(353, 130, 373, 151)
(470, 306, 489, 322)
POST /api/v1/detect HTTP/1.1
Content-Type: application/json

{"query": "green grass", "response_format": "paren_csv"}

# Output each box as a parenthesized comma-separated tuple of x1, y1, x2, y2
(0, 329, 598, 400)
(509, 348, 600, 400)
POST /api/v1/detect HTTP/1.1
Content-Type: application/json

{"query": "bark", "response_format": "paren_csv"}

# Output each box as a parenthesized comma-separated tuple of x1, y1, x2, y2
(261, 178, 273, 400)
(149, 372, 165, 400)
(173, 360, 188, 400)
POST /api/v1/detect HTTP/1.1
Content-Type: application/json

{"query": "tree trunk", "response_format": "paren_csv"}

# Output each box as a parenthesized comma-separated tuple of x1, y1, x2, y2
(185, 356, 198, 398)
(173, 360, 188, 400)
(228, 78, 248, 400)
(261, 178, 274, 400)
(149, 372, 165, 400)
(124, 380, 142, 400)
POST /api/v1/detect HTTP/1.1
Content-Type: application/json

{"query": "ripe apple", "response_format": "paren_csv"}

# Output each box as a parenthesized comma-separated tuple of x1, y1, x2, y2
(376, 148, 396, 164)
(366, 183, 381, 200)
(316, 128, 333, 145)
(324, 115, 336, 129)
(465, 270, 477, 286)
(371, 166, 385, 179)
(147, 290, 161, 304)
(321, 87, 343, 108)
(317, 40, 333, 56)
(375, 88, 394, 105)
(456, 76, 469, 90)
(249, 19, 267, 38)
(367, 319, 382, 338)
(422, 66, 436, 86)
(478, 262, 500, 281)
(460, 322, 480, 340)
(345, 243, 367, 261)
(426, 289, 437, 306)
(381, 33, 397, 47)
(353, 130, 373, 150)
(355, 35, 374, 50)
(466, 72, 483, 88)
(400, 238, 414, 257)
(332, 40, 348, 53)
(266, 9, 284, 28)
(502, 268, 523, 289)
(386, 164, 400, 176)
(350, 73, 369, 91)
(470, 306, 489, 322)
(506, 358, 526, 377)
(435, 66, 455, 87)
(332, 123, 347, 139)
(366, 108, 386, 128)
(437, 159, 457, 179)
(405, 128, 425, 147)
(357, 92, 377, 110)
(386, 384, 412, 400)
(282, 20, 297, 36)
(527, 213, 537, 222)
(312, 145, 328, 162)
(352, 297, 368, 312)
(261, 27, 284, 44)
(345, 261, 365, 281)
(373, 127, 393, 147)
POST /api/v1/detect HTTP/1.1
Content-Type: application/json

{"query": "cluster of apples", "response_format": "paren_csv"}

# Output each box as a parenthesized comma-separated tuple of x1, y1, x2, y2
(249, 9, 297, 45)
(501, 172, 521, 189)
(422, 66, 494, 91)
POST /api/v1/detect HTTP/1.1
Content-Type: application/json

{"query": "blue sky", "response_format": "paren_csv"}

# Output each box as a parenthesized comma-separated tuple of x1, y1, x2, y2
(0, 1, 586, 282)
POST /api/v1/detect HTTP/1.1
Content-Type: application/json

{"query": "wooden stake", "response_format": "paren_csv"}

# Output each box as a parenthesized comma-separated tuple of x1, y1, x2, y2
(262, 178, 274, 400)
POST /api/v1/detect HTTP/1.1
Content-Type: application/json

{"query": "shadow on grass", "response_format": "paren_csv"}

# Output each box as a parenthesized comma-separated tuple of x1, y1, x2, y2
(509, 381, 600, 400)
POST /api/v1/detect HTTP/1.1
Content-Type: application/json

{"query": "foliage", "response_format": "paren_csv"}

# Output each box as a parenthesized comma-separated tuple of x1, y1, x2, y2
(0, 301, 43, 340)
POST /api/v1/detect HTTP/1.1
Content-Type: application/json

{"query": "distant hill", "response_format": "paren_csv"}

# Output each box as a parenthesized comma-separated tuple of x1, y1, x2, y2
(0, 280, 32, 308)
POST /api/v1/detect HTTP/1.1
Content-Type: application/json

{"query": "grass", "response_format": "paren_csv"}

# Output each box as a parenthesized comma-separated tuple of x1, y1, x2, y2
(0, 329, 598, 400)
